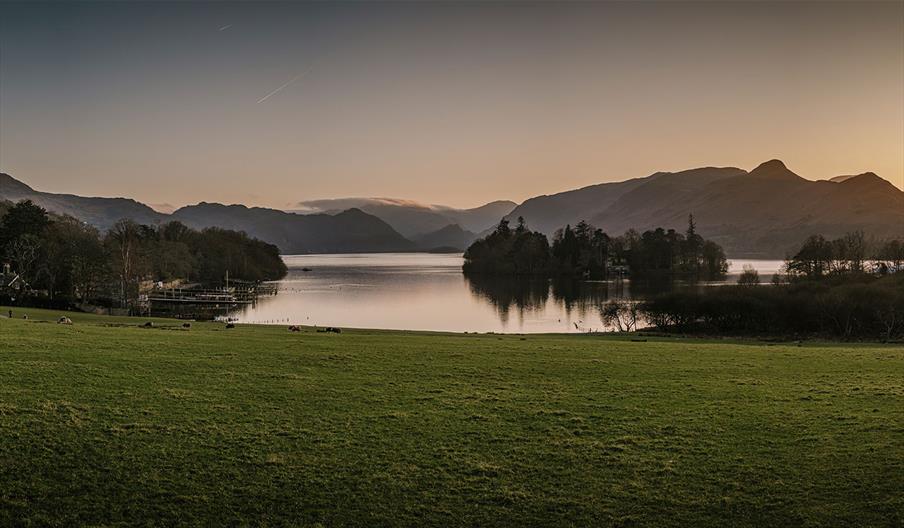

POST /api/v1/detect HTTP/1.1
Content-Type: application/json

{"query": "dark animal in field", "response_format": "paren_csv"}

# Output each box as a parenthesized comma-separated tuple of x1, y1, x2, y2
(317, 327, 341, 334)
(141, 321, 153, 328)
(288, 325, 301, 332)
(225, 323, 235, 329)
(182, 323, 191, 328)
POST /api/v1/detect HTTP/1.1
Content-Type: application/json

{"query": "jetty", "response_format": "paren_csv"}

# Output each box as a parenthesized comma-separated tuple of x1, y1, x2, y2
(144, 281, 276, 319)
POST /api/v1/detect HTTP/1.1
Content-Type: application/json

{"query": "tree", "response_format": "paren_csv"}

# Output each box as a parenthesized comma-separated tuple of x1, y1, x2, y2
(787, 235, 833, 279)
(6, 234, 42, 296)
(70, 229, 107, 304)
(514, 216, 527, 235)
(106, 219, 147, 308)
(0, 200, 50, 249)
(495, 219, 511, 239)
(683, 214, 703, 274)
(700, 241, 728, 280)
(1, 201, 52, 297)
(877, 239, 904, 273)
(39, 221, 71, 300)
(840, 230, 866, 273)
(600, 299, 638, 332)
(737, 265, 760, 286)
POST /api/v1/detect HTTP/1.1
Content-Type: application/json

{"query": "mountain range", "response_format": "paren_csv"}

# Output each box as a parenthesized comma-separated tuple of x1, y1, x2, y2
(0, 173, 505, 253)
(289, 198, 516, 239)
(506, 160, 904, 257)
(2, 159, 902, 258)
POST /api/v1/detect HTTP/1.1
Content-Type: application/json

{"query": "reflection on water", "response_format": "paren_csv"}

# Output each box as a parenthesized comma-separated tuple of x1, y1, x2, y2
(465, 276, 625, 331)
(234, 253, 784, 333)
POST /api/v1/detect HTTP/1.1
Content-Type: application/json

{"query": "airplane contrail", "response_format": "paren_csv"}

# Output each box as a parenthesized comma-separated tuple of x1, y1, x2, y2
(218, 24, 232, 31)
(256, 73, 305, 104)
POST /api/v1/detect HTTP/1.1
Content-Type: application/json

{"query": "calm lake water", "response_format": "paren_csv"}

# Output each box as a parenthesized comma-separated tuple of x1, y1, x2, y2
(233, 253, 784, 333)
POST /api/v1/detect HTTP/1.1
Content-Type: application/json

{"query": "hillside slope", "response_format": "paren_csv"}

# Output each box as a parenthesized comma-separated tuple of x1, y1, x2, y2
(411, 223, 478, 251)
(504, 161, 902, 257)
(0, 173, 415, 254)
(593, 160, 904, 256)
(0, 173, 164, 230)
(293, 198, 516, 238)
(172, 204, 415, 254)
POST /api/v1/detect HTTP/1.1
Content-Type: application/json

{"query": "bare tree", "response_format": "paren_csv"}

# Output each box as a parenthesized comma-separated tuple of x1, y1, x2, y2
(107, 219, 144, 308)
(601, 299, 638, 332)
(6, 234, 41, 295)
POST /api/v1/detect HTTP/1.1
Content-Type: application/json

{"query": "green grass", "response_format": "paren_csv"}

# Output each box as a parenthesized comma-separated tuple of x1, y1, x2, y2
(1, 306, 902, 527)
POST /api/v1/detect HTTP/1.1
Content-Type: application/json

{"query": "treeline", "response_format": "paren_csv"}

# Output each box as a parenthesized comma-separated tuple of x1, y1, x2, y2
(786, 232, 904, 279)
(463, 215, 727, 280)
(0, 200, 287, 308)
(623, 231, 904, 340)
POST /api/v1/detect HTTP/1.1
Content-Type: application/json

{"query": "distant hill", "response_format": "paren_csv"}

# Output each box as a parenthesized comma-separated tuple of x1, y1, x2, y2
(507, 160, 904, 258)
(172, 204, 414, 254)
(0, 173, 164, 230)
(411, 224, 478, 252)
(0, 173, 415, 254)
(291, 197, 516, 238)
(503, 174, 671, 235)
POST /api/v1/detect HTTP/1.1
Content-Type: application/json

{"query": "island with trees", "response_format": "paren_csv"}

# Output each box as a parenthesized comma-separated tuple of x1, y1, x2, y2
(463, 215, 727, 281)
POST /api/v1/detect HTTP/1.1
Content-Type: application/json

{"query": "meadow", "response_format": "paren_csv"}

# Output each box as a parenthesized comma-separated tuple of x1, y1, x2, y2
(0, 307, 901, 526)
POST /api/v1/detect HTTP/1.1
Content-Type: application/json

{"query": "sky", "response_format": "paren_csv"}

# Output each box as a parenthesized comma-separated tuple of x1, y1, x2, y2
(1, 1, 902, 210)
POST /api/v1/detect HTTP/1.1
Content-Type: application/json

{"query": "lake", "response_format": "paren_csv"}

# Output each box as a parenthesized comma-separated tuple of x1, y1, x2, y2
(232, 253, 784, 333)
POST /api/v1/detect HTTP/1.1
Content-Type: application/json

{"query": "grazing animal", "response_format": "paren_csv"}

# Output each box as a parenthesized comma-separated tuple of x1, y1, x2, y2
(141, 321, 153, 328)
(288, 325, 301, 332)
(225, 323, 235, 329)
(317, 327, 341, 334)
(57, 317, 73, 325)
(182, 322, 191, 328)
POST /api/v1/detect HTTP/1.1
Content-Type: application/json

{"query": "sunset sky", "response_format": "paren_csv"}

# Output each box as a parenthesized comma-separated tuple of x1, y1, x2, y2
(1, 1, 902, 209)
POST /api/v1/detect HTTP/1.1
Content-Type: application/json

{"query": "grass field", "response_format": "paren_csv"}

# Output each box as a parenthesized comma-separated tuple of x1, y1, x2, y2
(1, 306, 902, 527)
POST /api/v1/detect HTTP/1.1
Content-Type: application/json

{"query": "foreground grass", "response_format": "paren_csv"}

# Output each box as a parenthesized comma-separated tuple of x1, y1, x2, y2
(1, 307, 902, 527)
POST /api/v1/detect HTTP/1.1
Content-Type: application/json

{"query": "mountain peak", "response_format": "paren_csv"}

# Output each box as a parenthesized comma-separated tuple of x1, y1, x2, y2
(0, 173, 36, 194)
(837, 172, 897, 190)
(748, 159, 802, 181)
(752, 159, 787, 172)
(336, 207, 369, 217)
